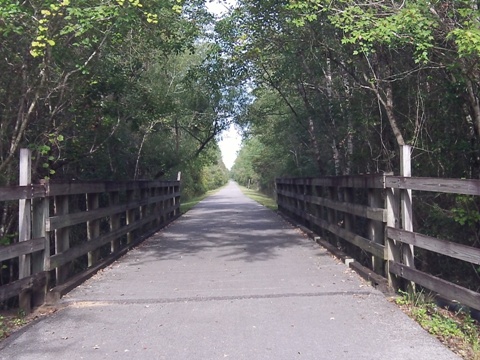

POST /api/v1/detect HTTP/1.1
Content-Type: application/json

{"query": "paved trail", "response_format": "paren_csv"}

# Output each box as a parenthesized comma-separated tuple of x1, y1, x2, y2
(0, 182, 459, 359)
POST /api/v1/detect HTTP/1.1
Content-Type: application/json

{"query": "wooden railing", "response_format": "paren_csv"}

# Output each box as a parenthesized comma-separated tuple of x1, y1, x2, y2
(276, 174, 480, 312)
(0, 151, 181, 311)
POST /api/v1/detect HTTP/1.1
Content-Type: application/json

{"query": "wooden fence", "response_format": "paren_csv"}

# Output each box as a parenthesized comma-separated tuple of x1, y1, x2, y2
(276, 173, 480, 312)
(0, 150, 181, 311)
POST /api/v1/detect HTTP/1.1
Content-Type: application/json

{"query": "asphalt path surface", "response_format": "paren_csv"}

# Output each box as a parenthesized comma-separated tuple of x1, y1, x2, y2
(0, 182, 460, 359)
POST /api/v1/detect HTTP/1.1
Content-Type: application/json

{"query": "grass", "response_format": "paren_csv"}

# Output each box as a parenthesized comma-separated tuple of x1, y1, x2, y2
(180, 184, 277, 214)
(0, 309, 27, 340)
(395, 290, 480, 359)
(238, 186, 277, 211)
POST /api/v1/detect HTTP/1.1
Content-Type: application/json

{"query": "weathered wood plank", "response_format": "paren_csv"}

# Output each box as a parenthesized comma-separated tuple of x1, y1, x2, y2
(0, 272, 47, 302)
(0, 185, 46, 201)
(47, 203, 121, 231)
(19, 149, 32, 311)
(49, 204, 179, 269)
(47, 192, 181, 230)
(315, 216, 385, 260)
(369, 187, 385, 274)
(54, 195, 70, 285)
(0, 181, 180, 201)
(126, 189, 136, 245)
(388, 261, 480, 311)
(87, 193, 100, 267)
(0, 181, 175, 202)
(48, 181, 181, 196)
(276, 174, 385, 189)
(109, 191, 121, 253)
(31, 196, 49, 307)
(399, 146, 415, 290)
(277, 189, 386, 222)
(277, 175, 480, 195)
(385, 187, 401, 288)
(280, 203, 385, 259)
(387, 227, 480, 266)
(49, 219, 142, 269)
(385, 176, 480, 196)
(0, 238, 46, 262)
(47, 212, 181, 303)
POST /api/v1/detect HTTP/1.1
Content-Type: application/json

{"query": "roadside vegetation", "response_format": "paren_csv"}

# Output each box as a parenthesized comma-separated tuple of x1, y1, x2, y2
(0, 311, 26, 340)
(395, 291, 480, 360)
(238, 185, 277, 211)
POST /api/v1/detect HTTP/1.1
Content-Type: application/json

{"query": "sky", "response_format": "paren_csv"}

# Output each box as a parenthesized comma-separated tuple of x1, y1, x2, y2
(206, 0, 242, 170)
(205, 0, 236, 17)
(218, 124, 242, 170)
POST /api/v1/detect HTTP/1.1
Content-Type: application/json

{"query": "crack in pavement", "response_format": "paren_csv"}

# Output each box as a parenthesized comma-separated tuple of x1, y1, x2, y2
(61, 290, 379, 308)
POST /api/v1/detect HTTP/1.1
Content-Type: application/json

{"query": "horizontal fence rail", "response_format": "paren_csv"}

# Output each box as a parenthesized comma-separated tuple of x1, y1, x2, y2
(0, 184, 47, 201)
(276, 173, 480, 312)
(386, 176, 480, 196)
(0, 176, 181, 310)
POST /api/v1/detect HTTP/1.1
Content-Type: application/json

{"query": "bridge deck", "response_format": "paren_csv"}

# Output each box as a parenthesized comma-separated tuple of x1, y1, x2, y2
(0, 182, 459, 359)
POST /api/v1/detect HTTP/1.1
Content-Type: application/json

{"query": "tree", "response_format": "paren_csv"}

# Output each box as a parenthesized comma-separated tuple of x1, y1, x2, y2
(0, 0, 205, 183)
(287, 0, 480, 175)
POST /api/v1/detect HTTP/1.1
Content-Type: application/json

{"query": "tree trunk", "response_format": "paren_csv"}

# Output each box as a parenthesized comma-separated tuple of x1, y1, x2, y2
(307, 116, 324, 175)
(465, 78, 480, 178)
(325, 57, 341, 175)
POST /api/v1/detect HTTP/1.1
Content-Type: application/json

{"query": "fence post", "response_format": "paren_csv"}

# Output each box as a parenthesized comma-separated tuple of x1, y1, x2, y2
(54, 195, 70, 284)
(299, 180, 307, 226)
(293, 180, 301, 224)
(368, 186, 384, 274)
(126, 189, 135, 244)
(31, 179, 50, 307)
(275, 180, 282, 213)
(327, 185, 338, 247)
(87, 193, 100, 267)
(175, 172, 181, 217)
(385, 182, 401, 289)
(400, 145, 415, 291)
(343, 186, 355, 254)
(109, 191, 120, 253)
(18, 149, 32, 312)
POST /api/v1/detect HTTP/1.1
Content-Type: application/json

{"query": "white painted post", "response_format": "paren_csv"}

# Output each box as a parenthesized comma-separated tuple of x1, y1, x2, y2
(174, 172, 181, 217)
(400, 145, 415, 291)
(400, 145, 413, 233)
(19, 149, 32, 311)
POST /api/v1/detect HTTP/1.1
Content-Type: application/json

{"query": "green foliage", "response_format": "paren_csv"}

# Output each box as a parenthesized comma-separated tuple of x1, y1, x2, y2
(29, 0, 165, 58)
(395, 290, 480, 357)
(328, 2, 436, 63)
(0, 233, 16, 246)
(239, 186, 277, 211)
(0, 310, 29, 340)
(452, 195, 480, 227)
(287, 0, 480, 60)
(0, 316, 6, 339)
(180, 143, 229, 200)
(0, 0, 213, 184)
